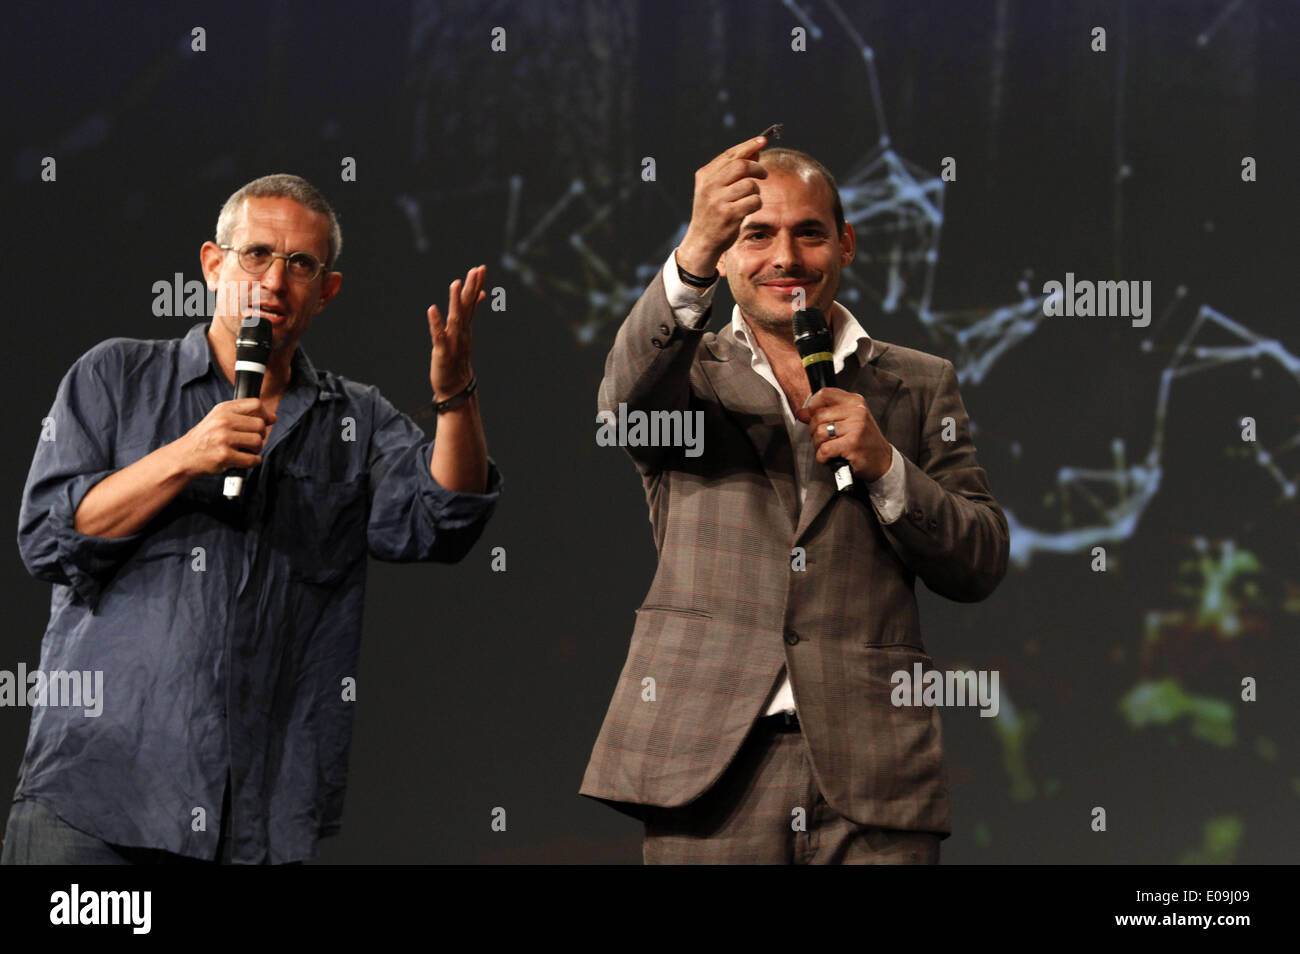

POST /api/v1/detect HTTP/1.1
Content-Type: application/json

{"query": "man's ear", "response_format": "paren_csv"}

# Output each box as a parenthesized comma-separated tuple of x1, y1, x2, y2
(314, 271, 342, 314)
(199, 241, 224, 289)
(839, 223, 856, 268)
(717, 252, 728, 278)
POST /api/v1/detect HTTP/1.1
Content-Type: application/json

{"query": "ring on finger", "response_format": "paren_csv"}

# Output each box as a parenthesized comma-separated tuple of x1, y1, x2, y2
(826, 423, 836, 438)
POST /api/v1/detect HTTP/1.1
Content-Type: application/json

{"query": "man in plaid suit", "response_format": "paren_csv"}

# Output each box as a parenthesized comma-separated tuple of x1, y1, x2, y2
(581, 135, 1010, 863)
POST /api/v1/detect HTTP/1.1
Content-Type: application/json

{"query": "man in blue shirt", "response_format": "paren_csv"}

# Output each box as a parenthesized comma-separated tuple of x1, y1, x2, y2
(2, 174, 502, 864)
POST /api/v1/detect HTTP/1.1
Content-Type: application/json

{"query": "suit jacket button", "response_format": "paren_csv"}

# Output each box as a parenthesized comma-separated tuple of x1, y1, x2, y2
(910, 508, 924, 522)
(651, 337, 664, 349)
(659, 324, 671, 335)
(784, 631, 800, 646)
(927, 517, 938, 530)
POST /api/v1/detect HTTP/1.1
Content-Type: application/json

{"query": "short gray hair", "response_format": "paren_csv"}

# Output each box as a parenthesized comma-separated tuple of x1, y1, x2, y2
(215, 173, 343, 268)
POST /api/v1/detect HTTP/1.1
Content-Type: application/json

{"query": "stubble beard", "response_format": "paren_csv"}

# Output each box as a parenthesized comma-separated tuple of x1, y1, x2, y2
(744, 303, 795, 335)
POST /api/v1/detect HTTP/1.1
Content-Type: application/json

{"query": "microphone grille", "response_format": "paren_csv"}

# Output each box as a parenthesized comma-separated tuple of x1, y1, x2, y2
(235, 316, 273, 361)
(792, 307, 831, 354)
(792, 307, 828, 337)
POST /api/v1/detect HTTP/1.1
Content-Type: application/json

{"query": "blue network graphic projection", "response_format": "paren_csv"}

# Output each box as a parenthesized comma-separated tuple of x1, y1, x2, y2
(484, 0, 1297, 575)
(388, 0, 1296, 859)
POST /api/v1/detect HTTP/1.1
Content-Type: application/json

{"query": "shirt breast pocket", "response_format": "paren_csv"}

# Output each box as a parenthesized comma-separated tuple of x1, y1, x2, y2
(269, 469, 369, 585)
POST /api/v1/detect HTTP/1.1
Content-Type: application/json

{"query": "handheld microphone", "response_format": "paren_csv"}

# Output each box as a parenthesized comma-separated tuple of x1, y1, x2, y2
(793, 307, 854, 492)
(222, 316, 273, 500)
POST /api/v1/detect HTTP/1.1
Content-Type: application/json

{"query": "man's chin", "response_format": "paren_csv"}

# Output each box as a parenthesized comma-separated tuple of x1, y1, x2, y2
(267, 328, 294, 352)
(215, 314, 296, 351)
(742, 304, 798, 333)
(742, 292, 835, 328)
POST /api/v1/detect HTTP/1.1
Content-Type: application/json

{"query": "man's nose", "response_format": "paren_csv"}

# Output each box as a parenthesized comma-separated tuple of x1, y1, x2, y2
(259, 255, 289, 294)
(770, 230, 798, 269)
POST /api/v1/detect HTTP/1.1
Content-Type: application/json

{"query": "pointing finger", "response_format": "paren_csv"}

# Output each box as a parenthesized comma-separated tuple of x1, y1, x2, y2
(722, 135, 767, 161)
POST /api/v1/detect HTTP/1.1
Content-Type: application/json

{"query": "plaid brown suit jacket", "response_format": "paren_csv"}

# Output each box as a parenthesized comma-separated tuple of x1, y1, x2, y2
(580, 272, 1009, 836)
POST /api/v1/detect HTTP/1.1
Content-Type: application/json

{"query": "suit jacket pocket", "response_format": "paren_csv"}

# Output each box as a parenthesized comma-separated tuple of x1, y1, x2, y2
(636, 604, 714, 620)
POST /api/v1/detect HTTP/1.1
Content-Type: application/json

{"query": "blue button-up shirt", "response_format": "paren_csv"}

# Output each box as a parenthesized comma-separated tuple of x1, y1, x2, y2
(14, 322, 502, 862)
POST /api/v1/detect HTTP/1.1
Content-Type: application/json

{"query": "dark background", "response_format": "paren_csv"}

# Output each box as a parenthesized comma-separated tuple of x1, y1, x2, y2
(1, 0, 1296, 863)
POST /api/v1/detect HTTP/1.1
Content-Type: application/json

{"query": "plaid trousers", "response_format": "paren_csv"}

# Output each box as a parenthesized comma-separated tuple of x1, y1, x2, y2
(643, 714, 941, 865)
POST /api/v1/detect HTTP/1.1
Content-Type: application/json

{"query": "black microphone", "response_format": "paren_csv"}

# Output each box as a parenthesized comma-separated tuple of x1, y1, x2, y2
(793, 307, 854, 492)
(222, 316, 273, 500)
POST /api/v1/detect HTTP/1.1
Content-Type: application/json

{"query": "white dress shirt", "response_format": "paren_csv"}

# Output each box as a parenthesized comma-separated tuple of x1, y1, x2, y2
(660, 252, 906, 716)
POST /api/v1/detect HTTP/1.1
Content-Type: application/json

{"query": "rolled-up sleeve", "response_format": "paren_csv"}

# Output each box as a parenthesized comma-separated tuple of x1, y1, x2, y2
(17, 350, 143, 609)
(364, 394, 502, 563)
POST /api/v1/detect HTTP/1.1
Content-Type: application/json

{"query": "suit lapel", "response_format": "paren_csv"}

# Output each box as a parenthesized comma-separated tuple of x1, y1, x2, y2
(703, 328, 800, 533)
(703, 327, 904, 543)
(793, 344, 902, 543)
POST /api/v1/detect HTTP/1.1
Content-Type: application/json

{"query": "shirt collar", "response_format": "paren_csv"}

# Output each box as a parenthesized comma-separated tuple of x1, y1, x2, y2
(179, 322, 331, 397)
(730, 301, 874, 372)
